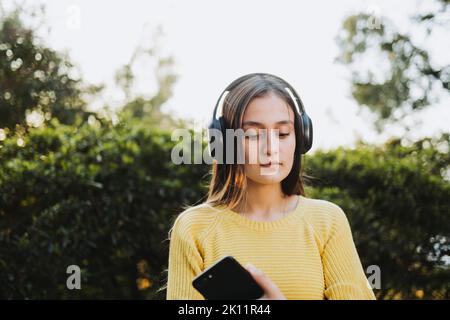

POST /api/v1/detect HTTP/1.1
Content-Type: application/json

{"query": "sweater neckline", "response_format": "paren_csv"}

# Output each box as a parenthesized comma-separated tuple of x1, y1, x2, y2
(216, 195, 306, 231)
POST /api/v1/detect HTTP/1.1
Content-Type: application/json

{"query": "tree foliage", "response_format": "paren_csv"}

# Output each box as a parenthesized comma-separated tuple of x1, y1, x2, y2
(0, 6, 96, 130)
(336, 0, 450, 132)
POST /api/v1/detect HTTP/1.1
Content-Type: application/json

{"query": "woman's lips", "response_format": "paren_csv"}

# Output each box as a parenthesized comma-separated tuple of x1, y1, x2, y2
(260, 162, 281, 167)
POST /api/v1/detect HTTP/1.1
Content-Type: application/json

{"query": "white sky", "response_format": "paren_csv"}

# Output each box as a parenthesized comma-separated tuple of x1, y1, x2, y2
(7, 0, 450, 152)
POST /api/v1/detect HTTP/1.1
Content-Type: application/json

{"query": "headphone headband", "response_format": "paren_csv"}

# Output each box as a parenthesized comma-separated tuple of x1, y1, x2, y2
(212, 73, 306, 121)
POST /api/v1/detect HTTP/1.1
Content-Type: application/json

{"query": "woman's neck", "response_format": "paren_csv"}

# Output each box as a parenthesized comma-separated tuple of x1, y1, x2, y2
(234, 180, 298, 221)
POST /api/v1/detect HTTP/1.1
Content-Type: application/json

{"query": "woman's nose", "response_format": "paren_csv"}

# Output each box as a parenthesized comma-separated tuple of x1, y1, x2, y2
(259, 129, 280, 157)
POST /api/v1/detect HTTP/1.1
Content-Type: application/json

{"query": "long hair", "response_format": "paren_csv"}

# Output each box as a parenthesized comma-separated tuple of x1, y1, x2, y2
(206, 73, 311, 212)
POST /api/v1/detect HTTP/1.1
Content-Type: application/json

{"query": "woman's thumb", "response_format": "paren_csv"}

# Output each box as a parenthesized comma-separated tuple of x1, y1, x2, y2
(245, 263, 271, 291)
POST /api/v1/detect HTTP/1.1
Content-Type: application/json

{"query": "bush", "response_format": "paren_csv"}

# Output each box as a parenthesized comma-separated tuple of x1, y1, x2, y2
(0, 118, 209, 299)
(306, 133, 450, 299)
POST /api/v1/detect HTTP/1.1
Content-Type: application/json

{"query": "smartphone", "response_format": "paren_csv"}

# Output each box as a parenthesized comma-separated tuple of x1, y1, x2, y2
(192, 255, 264, 300)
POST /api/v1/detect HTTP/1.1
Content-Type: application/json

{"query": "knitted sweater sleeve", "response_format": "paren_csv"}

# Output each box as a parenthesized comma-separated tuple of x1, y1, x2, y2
(166, 213, 206, 300)
(320, 205, 376, 300)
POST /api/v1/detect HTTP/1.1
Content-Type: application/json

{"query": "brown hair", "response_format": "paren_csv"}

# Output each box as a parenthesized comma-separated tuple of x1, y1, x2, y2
(205, 73, 311, 211)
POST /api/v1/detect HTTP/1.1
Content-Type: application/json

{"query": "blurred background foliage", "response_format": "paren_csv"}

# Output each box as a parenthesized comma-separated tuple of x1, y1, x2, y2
(335, 0, 450, 133)
(0, 5, 98, 130)
(0, 2, 448, 299)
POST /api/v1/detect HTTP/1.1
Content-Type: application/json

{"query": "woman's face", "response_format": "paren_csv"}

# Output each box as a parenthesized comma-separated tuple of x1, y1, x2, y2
(241, 92, 297, 185)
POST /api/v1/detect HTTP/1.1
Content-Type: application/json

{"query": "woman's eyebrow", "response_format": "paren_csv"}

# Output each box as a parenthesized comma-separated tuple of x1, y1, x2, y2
(242, 120, 294, 127)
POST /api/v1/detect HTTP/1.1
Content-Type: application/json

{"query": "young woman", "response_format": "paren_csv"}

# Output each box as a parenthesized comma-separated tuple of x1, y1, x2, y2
(165, 73, 376, 300)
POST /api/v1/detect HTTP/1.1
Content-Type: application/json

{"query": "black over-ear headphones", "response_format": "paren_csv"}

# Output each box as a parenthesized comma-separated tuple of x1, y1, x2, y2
(207, 73, 313, 162)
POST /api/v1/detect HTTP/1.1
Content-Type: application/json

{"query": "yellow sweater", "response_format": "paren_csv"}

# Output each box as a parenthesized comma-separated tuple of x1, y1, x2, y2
(166, 195, 376, 300)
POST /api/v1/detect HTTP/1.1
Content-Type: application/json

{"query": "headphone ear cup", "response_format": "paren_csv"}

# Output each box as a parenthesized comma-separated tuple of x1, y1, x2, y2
(300, 114, 313, 154)
(207, 117, 227, 162)
(219, 117, 227, 162)
(208, 118, 220, 161)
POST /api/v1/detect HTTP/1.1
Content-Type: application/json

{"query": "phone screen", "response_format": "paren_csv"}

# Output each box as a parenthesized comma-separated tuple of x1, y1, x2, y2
(192, 256, 264, 300)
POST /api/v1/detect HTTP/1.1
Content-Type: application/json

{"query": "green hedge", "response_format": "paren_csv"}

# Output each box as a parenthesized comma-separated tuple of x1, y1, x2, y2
(306, 134, 450, 299)
(0, 118, 209, 299)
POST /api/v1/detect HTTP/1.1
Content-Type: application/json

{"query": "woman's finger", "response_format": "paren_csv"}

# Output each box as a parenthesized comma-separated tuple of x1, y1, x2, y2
(245, 263, 285, 299)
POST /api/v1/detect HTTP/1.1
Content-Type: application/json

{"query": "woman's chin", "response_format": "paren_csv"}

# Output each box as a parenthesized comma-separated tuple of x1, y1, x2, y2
(252, 172, 286, 184)
(245, 165, 288, 184)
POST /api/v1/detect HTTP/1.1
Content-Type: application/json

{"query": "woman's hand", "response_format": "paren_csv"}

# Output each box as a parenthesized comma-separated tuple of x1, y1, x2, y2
(245, 263, 286, 300)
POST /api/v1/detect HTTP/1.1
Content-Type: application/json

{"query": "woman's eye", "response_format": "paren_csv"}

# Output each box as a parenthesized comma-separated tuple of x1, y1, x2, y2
(245, 130, 260, 139)
(245, 132, 290, 139)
